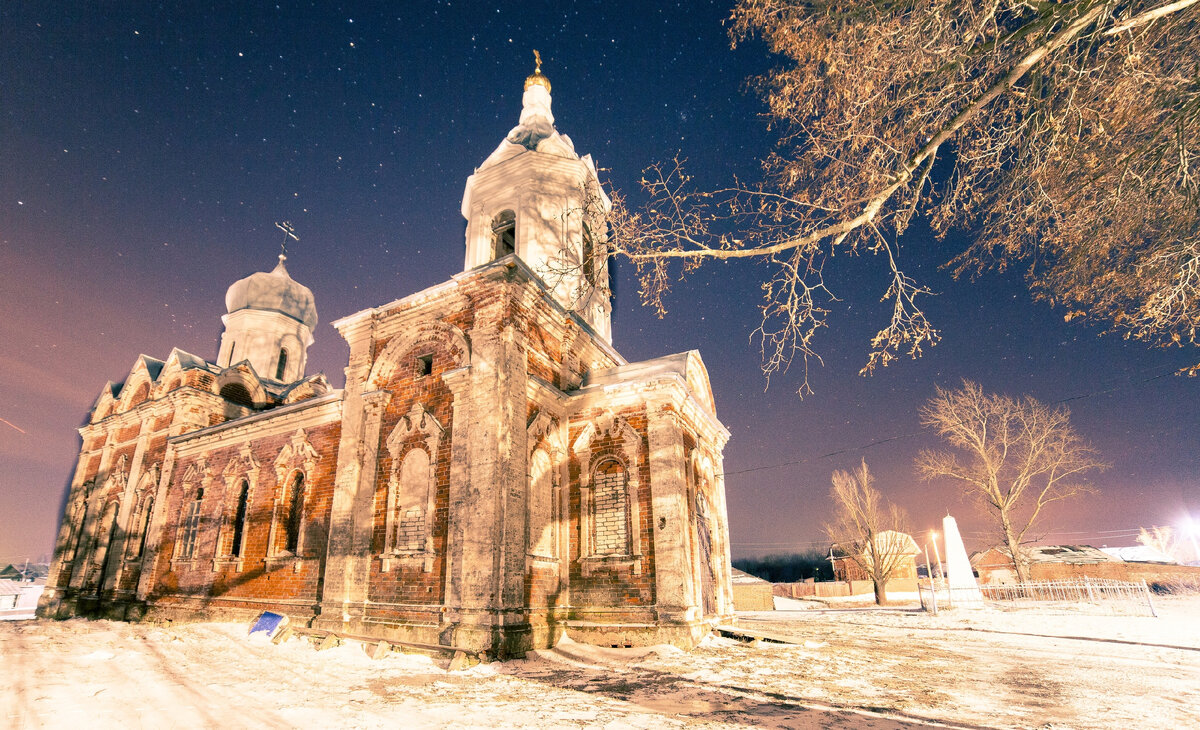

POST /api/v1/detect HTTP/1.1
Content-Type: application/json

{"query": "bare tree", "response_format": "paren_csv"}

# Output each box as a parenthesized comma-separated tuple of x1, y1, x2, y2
(609, 1, 1200, 393)
(825, 459, 914, 604)
(916, 380, 1106, 582)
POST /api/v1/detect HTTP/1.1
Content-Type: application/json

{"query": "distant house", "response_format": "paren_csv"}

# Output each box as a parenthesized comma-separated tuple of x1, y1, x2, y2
(0, 564, 49, 583)
(971, 545, 1116, 584)
(730, 568, 774, 611)
(970, 544, 1200, 585)
(0, 582, 21, 611)
(831, 531, 920, 583)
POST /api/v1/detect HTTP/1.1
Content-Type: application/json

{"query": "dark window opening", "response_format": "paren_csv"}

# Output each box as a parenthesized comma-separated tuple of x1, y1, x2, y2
(228, 342, 237, 366)
(219, 383, 255, 408)
(274, 348, 289, 380)
(231, 480, 249, 558)
(135, 498, 154, 559)
(284, 472, 305, 554)
(417, 354, 433, 376)
(491, 210, 516, 259)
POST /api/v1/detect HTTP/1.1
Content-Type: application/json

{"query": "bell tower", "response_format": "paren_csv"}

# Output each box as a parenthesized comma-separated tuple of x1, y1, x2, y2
(461, 52, 613, 344)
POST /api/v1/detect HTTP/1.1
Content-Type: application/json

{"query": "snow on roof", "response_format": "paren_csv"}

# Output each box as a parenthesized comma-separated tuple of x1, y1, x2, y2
(976, 545, 1118, 565)
(140, 355, 165, 380)
(1099, 546, 1178, 564)
(730, 568, 772, 585)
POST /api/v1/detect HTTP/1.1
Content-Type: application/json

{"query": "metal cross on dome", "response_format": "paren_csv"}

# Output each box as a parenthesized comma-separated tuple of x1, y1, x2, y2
(274, 221, 299, 259)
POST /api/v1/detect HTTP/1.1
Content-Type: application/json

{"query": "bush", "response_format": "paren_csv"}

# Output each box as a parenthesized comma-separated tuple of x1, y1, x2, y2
(733, 550, 833, 583)
(1148, 576, 1200, 595)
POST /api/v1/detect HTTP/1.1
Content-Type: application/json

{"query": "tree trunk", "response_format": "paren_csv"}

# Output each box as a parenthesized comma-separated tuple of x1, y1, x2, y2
(873, 577, 887, 605)
(1001, 515, 1029, 583)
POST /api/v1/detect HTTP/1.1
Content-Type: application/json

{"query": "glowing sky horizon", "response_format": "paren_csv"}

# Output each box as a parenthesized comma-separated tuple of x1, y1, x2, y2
(2, 2, 1197, 566)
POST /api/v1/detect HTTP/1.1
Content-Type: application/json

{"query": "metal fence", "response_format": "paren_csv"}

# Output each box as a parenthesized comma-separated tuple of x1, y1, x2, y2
(920, 578, 1158, 617)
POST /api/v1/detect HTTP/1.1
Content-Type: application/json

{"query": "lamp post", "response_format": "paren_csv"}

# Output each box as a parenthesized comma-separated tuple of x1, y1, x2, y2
(1182, 516, 1200, 564)
(930, 530, 945, 583)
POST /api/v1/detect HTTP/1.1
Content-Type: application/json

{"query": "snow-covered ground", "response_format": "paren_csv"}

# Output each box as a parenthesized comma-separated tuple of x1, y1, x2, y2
(3, 597, 1198, 729)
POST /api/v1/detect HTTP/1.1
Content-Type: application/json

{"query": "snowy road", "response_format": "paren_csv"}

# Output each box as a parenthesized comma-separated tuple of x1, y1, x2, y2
(3, 597, 1198, 729)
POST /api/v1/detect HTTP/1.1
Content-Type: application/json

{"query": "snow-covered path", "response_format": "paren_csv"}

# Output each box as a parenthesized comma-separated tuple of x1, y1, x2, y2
(3, 597, 1198, 729)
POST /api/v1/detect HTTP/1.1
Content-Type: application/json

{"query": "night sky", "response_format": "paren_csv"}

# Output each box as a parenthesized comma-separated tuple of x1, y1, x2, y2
(2, 2, 1197, 566)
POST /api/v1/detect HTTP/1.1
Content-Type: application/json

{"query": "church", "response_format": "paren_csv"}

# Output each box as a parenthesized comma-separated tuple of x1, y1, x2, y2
(39, 61, 734, 658)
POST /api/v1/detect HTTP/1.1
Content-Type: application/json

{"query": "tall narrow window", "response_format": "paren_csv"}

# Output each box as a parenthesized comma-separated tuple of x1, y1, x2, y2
(284, 472, 305, 554)
(231, 480, 250, 558)
(592, 460, 629, 555)
(491, 210, 516, 259)
(228, 342, 237, 366)
(390, 450, 430, 552)
(274, 348, 289, 380)
(529, 449, 556, 558)
(135, 497, 154, 559)
(178, 488, 204, 559)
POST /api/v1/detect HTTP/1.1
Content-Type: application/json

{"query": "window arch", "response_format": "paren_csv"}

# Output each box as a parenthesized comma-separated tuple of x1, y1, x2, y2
(491, 209, 516, 259)
(591, 459, 629, 555)
(282, 471, 305, 555)
(274, 348, 289, 380)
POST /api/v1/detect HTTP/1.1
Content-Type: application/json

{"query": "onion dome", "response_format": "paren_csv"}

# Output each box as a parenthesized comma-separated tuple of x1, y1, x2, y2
(524, 49, 551, 93)
(224, 255, 318, 329)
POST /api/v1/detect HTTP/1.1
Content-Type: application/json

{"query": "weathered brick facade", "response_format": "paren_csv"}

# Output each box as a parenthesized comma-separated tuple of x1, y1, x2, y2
(40, 66, 733, 657)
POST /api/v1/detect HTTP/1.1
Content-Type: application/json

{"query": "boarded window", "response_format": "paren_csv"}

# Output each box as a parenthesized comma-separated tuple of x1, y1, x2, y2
(592, 460, 628, 555)
(529, 449, 555, 558)
(391, 450, 429, 552)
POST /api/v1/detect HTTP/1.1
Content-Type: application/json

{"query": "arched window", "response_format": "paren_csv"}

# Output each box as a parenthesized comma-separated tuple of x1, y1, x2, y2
(230, 480, 250, 558)
(591, 459, 629, 555)
(274, 348, 289, 380)
(528, 449, 556, 558)
(389, 449, 429, 552)
(283, 472, 305, 554)
(177, 488, 204, 560)
(491, 210, 516, 259)
(134, 497, 154, 559)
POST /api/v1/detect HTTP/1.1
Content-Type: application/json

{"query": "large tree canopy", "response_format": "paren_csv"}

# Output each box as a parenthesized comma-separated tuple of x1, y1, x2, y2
(610, 0, 1199, 393)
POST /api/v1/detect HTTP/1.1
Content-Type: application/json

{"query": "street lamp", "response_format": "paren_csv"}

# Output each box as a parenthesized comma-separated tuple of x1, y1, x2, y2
(930, 530, 945, 583)
(1181, 516, 1200, 564)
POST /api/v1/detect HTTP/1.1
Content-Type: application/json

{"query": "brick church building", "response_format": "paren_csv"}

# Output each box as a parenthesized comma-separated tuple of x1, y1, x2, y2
(39, 62, 733, 657)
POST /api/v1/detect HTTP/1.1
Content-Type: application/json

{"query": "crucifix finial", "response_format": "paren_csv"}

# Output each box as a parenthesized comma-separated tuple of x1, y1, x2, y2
(274, 221, 299, 261)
